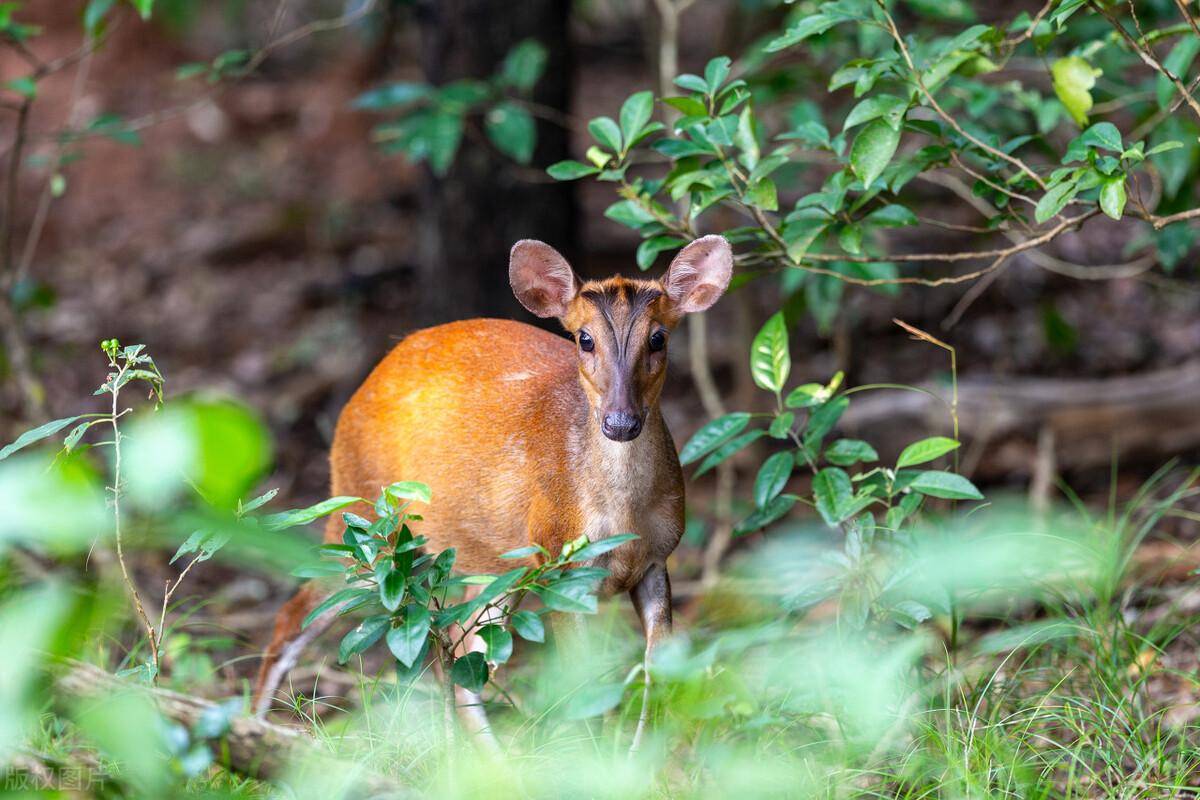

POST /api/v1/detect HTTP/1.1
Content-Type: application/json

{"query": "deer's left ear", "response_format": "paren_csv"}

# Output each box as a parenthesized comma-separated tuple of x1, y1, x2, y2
(661, 235, 733, 314)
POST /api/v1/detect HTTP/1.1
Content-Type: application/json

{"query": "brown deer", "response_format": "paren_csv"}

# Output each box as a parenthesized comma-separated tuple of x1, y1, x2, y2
(253, 235, 732, 747)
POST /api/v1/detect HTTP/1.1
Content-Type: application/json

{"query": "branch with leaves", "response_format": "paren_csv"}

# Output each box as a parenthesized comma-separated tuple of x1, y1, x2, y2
(545, 0, 1200, 329)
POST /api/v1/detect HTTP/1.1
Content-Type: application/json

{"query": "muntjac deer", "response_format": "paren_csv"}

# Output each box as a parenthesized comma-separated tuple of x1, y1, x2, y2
(253, 235, 733, 746)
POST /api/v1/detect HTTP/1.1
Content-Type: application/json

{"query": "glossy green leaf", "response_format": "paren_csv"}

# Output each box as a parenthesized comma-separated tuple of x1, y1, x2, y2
(850, 119, 901, 188)
(1099, 177, 1126, 220)
(485, 101, 536, 164)
(908, 470, 983, 500)
(511, 609, 545, 642)
(896, 436, 960, 469)
(588, 116, 622, 152)
(387, 604, 431, 667)
(754, 451, 794, 509)
(734, 494, 797, 535)
(338, 615, 390, 664)
(765, 14, 841, 52)
(478, 624, 513, 664)
(1052, 56, 1101, 126)
(547, 160, 601, 180)
(499, 39, 547, 92)
(750, 312, 790, 393)
(262, 496, 361, 531)
(824, 439, 879, 466)
(0, 416, 83, 461)
(450, 651, 489, 692)
(380, 568, 406, 612)
(680, 412, 751, 465)
(695, 430, 766, 478)
(618, 91, 654, 151)
(813, 467, 854, 525)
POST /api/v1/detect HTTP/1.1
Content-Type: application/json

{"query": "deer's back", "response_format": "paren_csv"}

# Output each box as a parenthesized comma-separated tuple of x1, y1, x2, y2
(327, 319, 586, 573)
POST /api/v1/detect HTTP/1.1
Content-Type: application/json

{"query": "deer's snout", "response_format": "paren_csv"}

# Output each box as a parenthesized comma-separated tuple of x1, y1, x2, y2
(602, 410, 643, 442)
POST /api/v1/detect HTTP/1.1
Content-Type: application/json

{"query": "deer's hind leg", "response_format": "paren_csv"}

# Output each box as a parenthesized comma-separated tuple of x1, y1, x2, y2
(253, 581, 340, 716)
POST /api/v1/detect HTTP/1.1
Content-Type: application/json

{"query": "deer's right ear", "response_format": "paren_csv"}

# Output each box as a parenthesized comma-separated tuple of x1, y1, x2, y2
(509, 240, 580, 318)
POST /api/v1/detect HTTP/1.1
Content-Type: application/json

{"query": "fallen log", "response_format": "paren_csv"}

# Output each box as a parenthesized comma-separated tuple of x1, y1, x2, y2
(839, 360, 1200, 478)
(55, 661, 410, 798)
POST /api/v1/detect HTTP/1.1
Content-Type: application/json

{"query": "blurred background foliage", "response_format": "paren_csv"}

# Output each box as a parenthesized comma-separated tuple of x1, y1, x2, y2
(2, 0, 1200, 797)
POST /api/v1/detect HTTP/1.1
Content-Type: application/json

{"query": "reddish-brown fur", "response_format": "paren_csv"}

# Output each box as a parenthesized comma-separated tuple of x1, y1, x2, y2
(324, 314, 682, 588)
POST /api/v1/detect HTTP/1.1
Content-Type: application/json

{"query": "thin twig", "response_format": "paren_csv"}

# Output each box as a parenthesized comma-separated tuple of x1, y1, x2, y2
(107, 358, 160, 679)
(1092, 0, 1200, 124)
(875, 0, 1046, 189)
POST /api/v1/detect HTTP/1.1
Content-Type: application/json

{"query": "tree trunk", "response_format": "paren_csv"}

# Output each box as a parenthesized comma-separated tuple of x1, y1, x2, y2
(413, 0, 576, 325)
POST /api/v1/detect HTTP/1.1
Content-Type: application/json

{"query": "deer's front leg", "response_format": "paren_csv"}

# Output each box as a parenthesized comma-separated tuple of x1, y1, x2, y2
(628, 562, 671, 752)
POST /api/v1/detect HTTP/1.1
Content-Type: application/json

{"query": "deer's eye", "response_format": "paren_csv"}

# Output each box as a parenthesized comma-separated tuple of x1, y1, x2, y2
(578, 330, 594, 352)
(648, 330, 666, 352)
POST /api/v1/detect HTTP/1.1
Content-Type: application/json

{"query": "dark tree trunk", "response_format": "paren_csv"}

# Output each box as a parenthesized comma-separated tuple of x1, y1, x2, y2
(413, 0, 576, 325)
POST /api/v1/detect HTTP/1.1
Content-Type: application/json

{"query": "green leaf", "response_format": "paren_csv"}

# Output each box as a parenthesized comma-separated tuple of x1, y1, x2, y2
(680, 412, 751, 465)
(865, 204, 918, 228)
(302, 588, 368, 630)
(636, 235, 688, 270)
(896, 436, 960, 469)
(824, 439, 879, 466)
(694, 430, 765, 477)
(1158, 36, 1200, 109)
(674, 74, 709, 94)
(908, 470, 983, 500)
(387, 604, 431, 667)
(1146, 140, 1184, 157)
(1099, 176, 1126, 220)
(849, 119, 901, 188)
(704, 56, 731, 91)
(804, 396, 849, 446)
(338, 615, 390, 664)
(768, 412, 795, 440)
(380, 568, 406, 612)
(5, 76, 35, 99)
(843, 94, 907, 131)
(511, 609, 545, 642)
(734, 494, 797, 535)
(754, 451, 793, 509)
(129, 0, 153, 19)
(785, 383, 827, 408)
(499, 39, 547, 92)
(478, 624, 513, 664)
(1034, 179, 1078, 224)
(1080, 122, 1122, 153)
(501, 544, 544, 559)
(170, 528, 230, 565)
(813, 467, 854, 525)
(485, 101, 536, 164)
(535, 579, 599, 614)
(0, 416, 83, 461)
(262, 496, 361, 530)
(426, 110, 463, 176)
(588, 116, 622, 153)
(618, 91, 654, 151)
(547, 160, 600, 180)
(750, 312, 790, 393)
(746, 178, 778, 211)
(569, 533, 639, 563)
(765, 14, 841, 52)
(385, 481, 432, 505)
(353, 82, 429, 110)
(450, 651, 489, 692)
(1052, 56, 1101, 126)
(664, 96, 707, 116)
(84, 0, 115, 36)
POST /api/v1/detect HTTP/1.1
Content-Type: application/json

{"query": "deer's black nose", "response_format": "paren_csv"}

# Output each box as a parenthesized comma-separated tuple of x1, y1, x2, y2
(602, 411, 643, 442)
